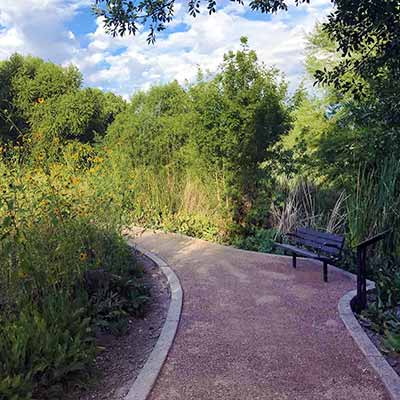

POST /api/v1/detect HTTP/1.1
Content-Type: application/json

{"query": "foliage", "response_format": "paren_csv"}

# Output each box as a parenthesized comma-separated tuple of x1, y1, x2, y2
(190, 37, 290, 223)
(0, 54, 81, 142)
(0, 54, 126, 145)
(93, 0, 310, 42)
(107, 81, 194, 168)
(285, 24, 400, 188)
(1, 25, 400, 388)
(345, 159, 400, 250)
(317, 0, 400, 97)
(269, 178, 347, 236)
(349, 159, 400, 353)
(104, 38, 290, 235)
(233, 227, 279, 253)
(30, 89, 126, 143)
(0, 140, 147, 399)
(0, 298, 95, 400)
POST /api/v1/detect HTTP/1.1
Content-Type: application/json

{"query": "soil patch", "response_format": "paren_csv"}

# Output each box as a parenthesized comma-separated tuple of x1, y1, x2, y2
(77, 250, 170, 400)
(355, 292, 400, 377)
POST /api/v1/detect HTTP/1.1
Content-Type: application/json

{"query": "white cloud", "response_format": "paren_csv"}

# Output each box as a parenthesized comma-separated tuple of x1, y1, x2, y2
(0, 0, 333, 98)
(0, 0, 87, 61)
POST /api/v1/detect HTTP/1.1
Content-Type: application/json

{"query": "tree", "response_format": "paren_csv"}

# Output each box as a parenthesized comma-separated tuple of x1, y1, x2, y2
(316, 0, 400, 95)
(285, 23, 400, 186)
(0, 54, 126, 144)
(191, 37, 290, 220)
(0, 54, 82, 143)
(30, 88, 126, 143)
(94, 0, 310, 42)
(106, 81, 195, 167)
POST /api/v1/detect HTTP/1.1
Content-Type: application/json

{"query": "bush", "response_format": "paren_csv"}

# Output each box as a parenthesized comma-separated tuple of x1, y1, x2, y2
(0, 143, 147, 399)
(233, 228, 280, 253)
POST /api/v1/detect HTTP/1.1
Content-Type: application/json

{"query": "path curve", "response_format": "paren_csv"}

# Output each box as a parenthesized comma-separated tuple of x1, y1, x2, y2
(130, 228, 389, 400)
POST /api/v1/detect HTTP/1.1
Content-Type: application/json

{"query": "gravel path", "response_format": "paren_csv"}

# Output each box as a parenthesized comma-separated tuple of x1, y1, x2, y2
(130, 229, 389, 400)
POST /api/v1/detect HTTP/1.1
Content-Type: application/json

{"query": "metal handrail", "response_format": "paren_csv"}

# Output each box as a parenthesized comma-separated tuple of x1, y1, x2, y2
(353, 229, 392, 313)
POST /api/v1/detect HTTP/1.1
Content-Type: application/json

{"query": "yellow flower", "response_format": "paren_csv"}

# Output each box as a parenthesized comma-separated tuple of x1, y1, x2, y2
(37, 98, 45, 104)
(70, 176, 81, 185)
(18, 271, 28, 279)
(79, 252, 87, 261)
(94, 156, 104, 163)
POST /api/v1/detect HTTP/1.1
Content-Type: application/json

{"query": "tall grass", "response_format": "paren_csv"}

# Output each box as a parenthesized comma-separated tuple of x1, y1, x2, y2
(270, 178, 347, 235)
(346, 158, 400, 251)
(126, 166, 232, 241)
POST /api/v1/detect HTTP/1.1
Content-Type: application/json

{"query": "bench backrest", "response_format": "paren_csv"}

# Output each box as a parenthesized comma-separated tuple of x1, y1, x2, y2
(292, 227, 345, 258)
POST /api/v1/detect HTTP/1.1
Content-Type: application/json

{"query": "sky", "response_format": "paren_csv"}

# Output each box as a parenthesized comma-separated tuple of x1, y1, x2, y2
(0, 0, 333, 99)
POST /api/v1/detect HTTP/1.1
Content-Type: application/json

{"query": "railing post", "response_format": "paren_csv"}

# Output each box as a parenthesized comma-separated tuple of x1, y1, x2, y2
(354, 229, 390, 313)
(356, 246, 367, 311)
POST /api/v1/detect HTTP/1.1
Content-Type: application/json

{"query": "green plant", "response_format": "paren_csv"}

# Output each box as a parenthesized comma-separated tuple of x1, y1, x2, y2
(0, 295, 95, 400)
(0, 137, 148, 399)
(234, 228, 280, 253)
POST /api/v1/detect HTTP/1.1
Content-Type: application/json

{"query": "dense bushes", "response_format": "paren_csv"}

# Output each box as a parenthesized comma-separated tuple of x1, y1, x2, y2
(190, 39, 290, 211)
(0, 144, 147, 399)
(104, 38, 291, 239)
(0, 54, 125, 144)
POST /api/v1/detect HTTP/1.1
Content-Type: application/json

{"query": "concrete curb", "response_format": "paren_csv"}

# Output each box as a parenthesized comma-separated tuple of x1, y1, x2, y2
(338, 285, 400, 400)
(125, 240, 183, 400)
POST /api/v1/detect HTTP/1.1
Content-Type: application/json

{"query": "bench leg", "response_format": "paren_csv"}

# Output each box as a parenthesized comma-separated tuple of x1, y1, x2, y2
(293, 254, 297, 269)
(323, 261, 328, 282)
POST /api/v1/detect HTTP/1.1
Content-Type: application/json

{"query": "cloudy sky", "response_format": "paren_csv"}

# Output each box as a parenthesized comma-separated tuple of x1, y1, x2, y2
(0, 0, 333, 99)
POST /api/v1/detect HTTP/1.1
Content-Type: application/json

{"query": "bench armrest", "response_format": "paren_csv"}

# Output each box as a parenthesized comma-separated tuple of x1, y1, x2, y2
(356, 229, 391, 250)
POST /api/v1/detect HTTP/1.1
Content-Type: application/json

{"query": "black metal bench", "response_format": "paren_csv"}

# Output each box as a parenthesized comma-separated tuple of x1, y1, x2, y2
(275, 227, 345, 282)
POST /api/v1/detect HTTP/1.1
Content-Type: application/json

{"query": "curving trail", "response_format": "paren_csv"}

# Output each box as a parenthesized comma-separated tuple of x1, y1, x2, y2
(131, 229, 389, 400)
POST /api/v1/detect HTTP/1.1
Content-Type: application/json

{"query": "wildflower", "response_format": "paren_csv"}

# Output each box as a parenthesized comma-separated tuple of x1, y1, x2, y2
(70, 176, 81, 185)
(89, 166, 99, 174)
(37, 98, 45, 104)
(18, 271, 28, 279)
(79, 252, 87, 261)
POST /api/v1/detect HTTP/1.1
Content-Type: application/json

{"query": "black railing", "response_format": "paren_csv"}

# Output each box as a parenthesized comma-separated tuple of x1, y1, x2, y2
(353, 229, 391, 313)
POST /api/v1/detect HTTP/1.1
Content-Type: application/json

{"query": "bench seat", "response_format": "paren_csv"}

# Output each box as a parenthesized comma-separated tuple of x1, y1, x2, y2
(276, 243, 331, 262)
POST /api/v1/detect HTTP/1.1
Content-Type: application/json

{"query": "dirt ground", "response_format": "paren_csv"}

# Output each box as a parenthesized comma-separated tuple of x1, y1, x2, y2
(77, 251, 170, 400)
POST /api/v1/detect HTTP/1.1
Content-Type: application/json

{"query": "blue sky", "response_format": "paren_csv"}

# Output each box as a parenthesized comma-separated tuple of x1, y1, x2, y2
(0, 0, 333, 99)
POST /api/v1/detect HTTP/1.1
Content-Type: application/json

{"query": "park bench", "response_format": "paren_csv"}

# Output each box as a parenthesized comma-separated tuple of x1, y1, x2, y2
(275, 227, 345, 282)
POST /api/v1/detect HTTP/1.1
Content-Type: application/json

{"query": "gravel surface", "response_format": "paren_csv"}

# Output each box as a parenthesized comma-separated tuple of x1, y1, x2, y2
(76, 251, 170, 400)
(131, 228, 390, 400)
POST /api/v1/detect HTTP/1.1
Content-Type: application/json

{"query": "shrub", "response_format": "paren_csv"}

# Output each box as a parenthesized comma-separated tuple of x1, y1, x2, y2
(0, 142, 147, 399)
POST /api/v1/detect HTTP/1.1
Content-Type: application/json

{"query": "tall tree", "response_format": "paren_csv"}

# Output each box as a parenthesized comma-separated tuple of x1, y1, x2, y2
(191, 37, 290, 220)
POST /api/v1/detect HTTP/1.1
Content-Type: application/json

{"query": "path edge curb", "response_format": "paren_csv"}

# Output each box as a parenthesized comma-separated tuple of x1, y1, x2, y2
(124, 240, 183, 400)
(338, 285, 400, 400)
